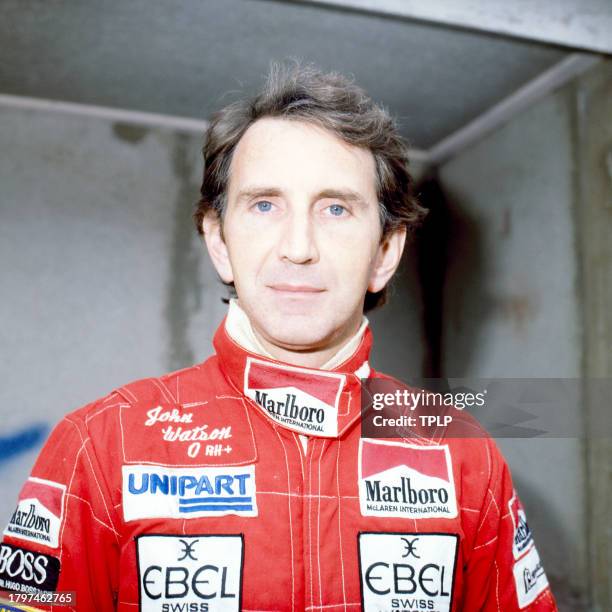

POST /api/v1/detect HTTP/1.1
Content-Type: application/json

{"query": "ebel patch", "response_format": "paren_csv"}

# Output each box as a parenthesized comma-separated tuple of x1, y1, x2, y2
(244, 357, 345, 437)
(0, 542, 60, 593)
(359, 440, 458, 519)
(509, 492, 534, 560)
(3, 477, 66, 548)
(137, 534, 243, 612)
(122, 465, 257, 521)
(358, 532, 458, 612)
(513, 545, 549, 608)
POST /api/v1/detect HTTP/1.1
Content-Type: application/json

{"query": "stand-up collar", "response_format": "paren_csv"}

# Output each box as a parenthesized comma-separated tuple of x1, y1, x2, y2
(213, 316, 373, 439)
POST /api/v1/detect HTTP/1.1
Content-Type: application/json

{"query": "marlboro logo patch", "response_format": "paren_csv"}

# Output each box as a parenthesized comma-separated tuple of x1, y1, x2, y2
(244, 357, 345, 437)
(3, 477, 66, 549)
(509, 492, 534, 560)
(359, 439, 458, 519)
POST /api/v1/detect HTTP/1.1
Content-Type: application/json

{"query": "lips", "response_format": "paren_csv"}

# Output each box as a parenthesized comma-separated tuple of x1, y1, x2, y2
(268, 284, 326, 294)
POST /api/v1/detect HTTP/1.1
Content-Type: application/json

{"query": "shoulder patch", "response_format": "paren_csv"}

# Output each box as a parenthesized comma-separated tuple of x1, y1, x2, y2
(0, 542, 60, 592)
(3, 477, 66, 549)
(513, 545, 549, 608)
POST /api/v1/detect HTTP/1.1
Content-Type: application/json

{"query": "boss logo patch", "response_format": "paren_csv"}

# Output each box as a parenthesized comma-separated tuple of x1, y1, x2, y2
(0, 542, 60, 593)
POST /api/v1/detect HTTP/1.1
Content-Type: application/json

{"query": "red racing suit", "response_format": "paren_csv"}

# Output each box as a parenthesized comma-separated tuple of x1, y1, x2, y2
(0, 318, 557, 611)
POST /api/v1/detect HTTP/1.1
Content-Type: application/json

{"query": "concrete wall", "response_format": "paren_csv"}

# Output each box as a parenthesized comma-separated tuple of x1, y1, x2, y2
(436, 63, 612, 609)
(0, 107, 228, 524)
(0, 104, 426, 527)
(573, 60, 612, 612)
(2, 62, 607, 607)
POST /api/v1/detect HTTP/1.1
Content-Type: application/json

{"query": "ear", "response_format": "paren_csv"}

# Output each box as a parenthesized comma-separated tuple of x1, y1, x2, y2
(201, 211, 234, 283)
(368, 227, 407, 293)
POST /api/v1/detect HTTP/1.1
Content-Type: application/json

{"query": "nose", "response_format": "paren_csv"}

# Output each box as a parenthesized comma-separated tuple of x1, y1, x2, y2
(277, 209, 319, 264)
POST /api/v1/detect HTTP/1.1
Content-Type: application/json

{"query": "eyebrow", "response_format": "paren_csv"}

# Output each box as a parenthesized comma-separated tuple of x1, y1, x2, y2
(235, 186, 368, 206)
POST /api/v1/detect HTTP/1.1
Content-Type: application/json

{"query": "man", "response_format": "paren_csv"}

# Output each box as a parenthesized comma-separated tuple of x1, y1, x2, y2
(0, 62, 557, 611)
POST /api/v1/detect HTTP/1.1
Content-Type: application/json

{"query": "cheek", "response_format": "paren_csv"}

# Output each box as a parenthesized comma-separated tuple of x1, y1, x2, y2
(225, 232, 270, 286)
(322, 226, 379, 274)
(320, 246, 377, 297)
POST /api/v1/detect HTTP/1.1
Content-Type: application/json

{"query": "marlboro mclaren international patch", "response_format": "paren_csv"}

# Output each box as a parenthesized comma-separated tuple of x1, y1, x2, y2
(244, 357, 346, 437)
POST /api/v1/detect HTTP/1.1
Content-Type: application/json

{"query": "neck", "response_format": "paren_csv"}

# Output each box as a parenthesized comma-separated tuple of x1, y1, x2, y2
(225, 299, 367, 370)
(250, 318, 363, 369)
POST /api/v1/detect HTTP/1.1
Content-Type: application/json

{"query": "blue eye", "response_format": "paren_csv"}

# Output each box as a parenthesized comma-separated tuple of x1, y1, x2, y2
(328, 204, 346, 216)
(255, 200, 273, 212)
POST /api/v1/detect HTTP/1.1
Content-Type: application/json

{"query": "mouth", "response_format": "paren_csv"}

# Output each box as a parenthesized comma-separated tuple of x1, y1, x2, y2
(267, 284, 326, 296)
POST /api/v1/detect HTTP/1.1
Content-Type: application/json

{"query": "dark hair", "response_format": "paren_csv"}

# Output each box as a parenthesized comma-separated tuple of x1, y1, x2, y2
(194, 59, 427, 311)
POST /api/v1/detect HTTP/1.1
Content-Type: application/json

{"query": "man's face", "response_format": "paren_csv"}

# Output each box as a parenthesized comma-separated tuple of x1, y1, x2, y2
(204, 117, 405, 355)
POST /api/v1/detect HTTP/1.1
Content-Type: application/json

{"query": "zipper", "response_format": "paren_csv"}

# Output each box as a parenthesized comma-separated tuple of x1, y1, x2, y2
(303, 435, 317, 611)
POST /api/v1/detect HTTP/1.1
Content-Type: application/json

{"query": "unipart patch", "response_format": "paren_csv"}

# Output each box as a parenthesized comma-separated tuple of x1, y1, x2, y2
(122, 465, 257, 521)
(513, 545, 549, 608)
(358, 532, 458, 612)
(509, 491, 534, 560)
(3, 477, 66, 548)
(244, 357, 346, 437)
(137, 534, 243, 612)
(0, 542, 60, 593)
(359, 440, 458, 519)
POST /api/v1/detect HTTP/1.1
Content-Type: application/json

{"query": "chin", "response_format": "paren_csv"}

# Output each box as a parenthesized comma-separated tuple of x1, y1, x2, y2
(257, 312, 336, 351)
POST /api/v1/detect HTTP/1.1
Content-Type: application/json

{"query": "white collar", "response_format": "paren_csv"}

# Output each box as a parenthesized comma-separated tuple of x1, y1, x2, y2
(225, 299, 369, 371)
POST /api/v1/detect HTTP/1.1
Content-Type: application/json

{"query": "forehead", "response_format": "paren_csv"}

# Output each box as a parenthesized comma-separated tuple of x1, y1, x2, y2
(227, 117, 378, 201)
